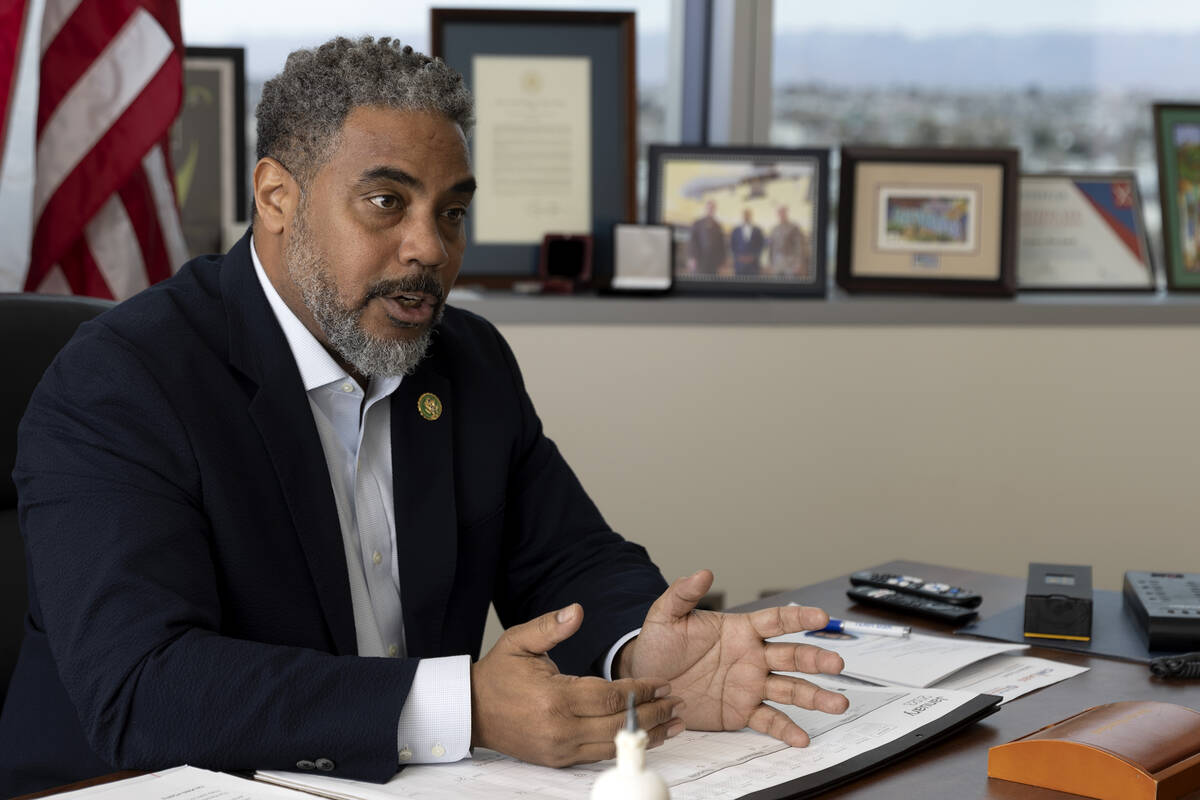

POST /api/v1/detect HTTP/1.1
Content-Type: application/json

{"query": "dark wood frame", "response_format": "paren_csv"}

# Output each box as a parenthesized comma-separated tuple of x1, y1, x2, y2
(430, 9, 636, 288)
(646, 144, 830, 297)
(1017, 172, 1156, 293)
(174, 47, 247, 258)
(1153, 102, 1200, 292)
(837, 147, 1019, 296)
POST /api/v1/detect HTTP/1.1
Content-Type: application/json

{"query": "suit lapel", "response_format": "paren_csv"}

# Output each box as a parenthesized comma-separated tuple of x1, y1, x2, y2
(222, 234, 357, 656)
(391, 356, 458, 658)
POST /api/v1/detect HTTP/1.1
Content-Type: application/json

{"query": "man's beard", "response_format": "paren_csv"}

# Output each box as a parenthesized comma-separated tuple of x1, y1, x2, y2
(284, 211, 445, 378)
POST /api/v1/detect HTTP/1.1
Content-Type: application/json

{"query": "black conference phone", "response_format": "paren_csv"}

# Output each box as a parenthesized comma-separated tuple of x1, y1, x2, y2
(1123, 570, 1200, 652)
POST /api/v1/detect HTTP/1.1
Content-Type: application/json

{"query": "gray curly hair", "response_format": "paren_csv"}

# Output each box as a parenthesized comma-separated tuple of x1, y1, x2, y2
(255, 36, 474, 186)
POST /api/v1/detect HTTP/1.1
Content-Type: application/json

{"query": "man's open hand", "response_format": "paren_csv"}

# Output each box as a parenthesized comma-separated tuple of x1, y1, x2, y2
(620, 570, 850, 747)
(471, 603, 686, 767)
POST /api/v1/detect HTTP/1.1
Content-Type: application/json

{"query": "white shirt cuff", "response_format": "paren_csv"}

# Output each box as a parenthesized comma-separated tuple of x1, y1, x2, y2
(396, 655, 471, 764)
(602, 628, 641, 680)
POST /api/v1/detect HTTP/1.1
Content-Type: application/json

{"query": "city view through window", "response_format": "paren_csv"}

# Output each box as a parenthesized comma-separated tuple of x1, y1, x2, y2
(771, 0, 1200, 266)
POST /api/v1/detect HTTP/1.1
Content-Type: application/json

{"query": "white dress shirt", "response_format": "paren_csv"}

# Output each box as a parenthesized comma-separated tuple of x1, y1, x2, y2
(251, 241, 469, 764)
(250, 239, 637, 765)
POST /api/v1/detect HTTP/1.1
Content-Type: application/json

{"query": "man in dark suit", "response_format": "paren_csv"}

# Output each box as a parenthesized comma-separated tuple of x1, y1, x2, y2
(0, 37, 847, 796)
(730, 208, 766, 276)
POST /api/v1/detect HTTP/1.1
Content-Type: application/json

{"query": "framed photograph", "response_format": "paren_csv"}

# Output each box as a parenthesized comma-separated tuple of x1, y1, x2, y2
(836, 147, 1019, 296)
(607, 223, 673, 294)
(1018, 173, 1155, 292)
(646, 145, 829, 296)
(431, 9, 635, 287)
(1153, 103, 1200, 291)
(170, 47, 247, 259)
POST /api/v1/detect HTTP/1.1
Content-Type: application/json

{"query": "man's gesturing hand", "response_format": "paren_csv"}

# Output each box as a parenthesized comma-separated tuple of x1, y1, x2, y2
(471, 603, 685, 767)
(620, 570, 850, 747)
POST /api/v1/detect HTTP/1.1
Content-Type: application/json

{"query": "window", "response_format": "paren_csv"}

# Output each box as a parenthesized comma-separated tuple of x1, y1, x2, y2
(770, 1, 1200, 257)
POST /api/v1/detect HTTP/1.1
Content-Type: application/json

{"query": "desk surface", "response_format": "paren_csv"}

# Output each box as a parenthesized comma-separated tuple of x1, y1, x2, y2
(18, 560, 1200, 800)
(737, 559, 1200, 799)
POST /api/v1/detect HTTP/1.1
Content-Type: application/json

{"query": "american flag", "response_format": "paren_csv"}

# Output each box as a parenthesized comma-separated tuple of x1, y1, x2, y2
(0, 1, 30, 170)
(24, 0, 186, 300)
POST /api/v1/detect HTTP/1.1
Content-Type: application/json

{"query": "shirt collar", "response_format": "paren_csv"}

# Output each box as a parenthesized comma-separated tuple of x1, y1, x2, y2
(250, 236, 365, 393)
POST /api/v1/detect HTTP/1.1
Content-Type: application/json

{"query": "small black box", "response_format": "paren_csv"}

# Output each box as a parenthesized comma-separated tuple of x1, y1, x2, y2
(1024, 563, 1093, 641)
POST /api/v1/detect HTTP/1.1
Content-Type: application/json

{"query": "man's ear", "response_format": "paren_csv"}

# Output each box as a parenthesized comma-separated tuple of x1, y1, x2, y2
(253, 157, 298, 234)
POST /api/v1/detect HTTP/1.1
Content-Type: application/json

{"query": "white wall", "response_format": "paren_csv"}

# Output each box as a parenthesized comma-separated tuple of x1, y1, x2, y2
(495, 323, 1198, 609)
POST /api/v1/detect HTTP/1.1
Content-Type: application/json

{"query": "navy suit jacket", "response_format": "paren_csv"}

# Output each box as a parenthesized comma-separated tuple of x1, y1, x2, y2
(0, 234, 666, 796)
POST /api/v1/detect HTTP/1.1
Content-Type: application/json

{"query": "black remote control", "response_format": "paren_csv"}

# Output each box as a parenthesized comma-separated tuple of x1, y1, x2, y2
(850, 570, 983, 608)
(846, 586, 979, 624)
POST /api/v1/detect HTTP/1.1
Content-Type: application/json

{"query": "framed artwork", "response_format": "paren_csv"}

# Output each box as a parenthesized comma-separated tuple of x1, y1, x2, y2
(1018, 173, 1155, 292)
(431, 9, 635, 287)
(646, 144, 829, 296)
(1153, 103, 1200, 291)
(171, 47, 247, 259)
(836, 147, 1019, 296)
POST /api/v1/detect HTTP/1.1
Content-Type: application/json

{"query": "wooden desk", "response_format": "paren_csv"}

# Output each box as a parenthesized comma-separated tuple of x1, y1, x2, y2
(18, 560, 1200, 799)
(737, 560, 1200, 799)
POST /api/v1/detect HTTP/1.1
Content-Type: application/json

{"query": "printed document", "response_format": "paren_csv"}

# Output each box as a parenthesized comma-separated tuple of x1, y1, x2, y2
(257, 676, 986, 800)
(772, 629, 1025, 687)
(771, 625, 1087, 702)
(45, 765, 301, 799)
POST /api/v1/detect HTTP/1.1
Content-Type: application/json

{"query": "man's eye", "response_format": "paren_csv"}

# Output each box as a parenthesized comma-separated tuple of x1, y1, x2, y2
(444, 207, 468, 223)
(369, 195, 400, 210)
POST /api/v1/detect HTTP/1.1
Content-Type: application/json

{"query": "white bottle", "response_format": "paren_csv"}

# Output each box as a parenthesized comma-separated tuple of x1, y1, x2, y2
(589, 694, 670, 800)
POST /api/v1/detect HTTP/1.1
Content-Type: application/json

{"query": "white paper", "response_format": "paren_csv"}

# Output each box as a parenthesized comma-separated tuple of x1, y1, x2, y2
(51, 765, 302, 799)
(771, 629, 1026, 687)
(257, 677, 985, 800)
(471, 55, 591, 244)
(932, 653, 1089, 703)
(1018, 175, 1153, 287)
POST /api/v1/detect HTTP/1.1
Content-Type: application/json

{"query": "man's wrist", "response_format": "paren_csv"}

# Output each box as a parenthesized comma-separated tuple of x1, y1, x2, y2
(613, 636, 637, 679)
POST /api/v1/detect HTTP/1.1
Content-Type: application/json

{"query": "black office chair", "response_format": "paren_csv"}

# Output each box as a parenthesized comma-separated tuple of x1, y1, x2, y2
(0, 292, 114, 708)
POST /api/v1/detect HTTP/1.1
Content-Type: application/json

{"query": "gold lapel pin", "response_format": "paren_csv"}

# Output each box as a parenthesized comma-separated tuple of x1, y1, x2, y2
(417, 392, 443, 421)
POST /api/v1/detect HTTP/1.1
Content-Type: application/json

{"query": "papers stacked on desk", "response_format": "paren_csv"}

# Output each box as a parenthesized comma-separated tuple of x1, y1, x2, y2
(257, 676, 998, 800)
(769, 629, 1089, 703)
(252, 632, 1089, 799)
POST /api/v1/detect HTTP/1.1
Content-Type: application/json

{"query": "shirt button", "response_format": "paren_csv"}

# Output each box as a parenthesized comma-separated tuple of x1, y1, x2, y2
(315, 758, 335, 771)
(388, 643, 399, 657)
(399, 748, 413, 762)
(341, 383, 354, 393)
(431, 743, 446, 758)
(372, 551, 382, 566)
(296, 760, 315, 770)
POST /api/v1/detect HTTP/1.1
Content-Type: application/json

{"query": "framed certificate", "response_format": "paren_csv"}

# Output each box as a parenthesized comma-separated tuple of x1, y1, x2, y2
(646, 145, 829, 297)
(431, 9, 635, 287)
(1153, 103, 1200, 291)
(1018, 173, 1155, 291)
(836, 147, 1019, 296)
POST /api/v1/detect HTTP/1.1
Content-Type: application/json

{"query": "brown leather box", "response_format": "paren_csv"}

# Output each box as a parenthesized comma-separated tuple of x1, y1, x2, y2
(988, 701, 1200, 799)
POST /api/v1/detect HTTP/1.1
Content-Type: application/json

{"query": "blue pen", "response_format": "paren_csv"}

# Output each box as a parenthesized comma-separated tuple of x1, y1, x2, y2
(822, 619, 911, 638)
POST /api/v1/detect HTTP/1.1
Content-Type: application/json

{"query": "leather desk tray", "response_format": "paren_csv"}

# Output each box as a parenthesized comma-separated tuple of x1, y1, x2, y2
(988, 701, 1200, 800)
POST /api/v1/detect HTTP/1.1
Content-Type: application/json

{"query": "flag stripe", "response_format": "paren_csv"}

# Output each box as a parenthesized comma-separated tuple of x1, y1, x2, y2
(142, 142, 188, 270)
(28, 55, 181, 286)
(57, 237, 115, 299)
(38, 0, 139, 134)
(36, 264, 73, 295)
(1, 0, 30, 157)
(38, 0, 86, 54)
(85, 193, 149, 299)
(34, 7, 172, 218)
(116, 166, 167, 287)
